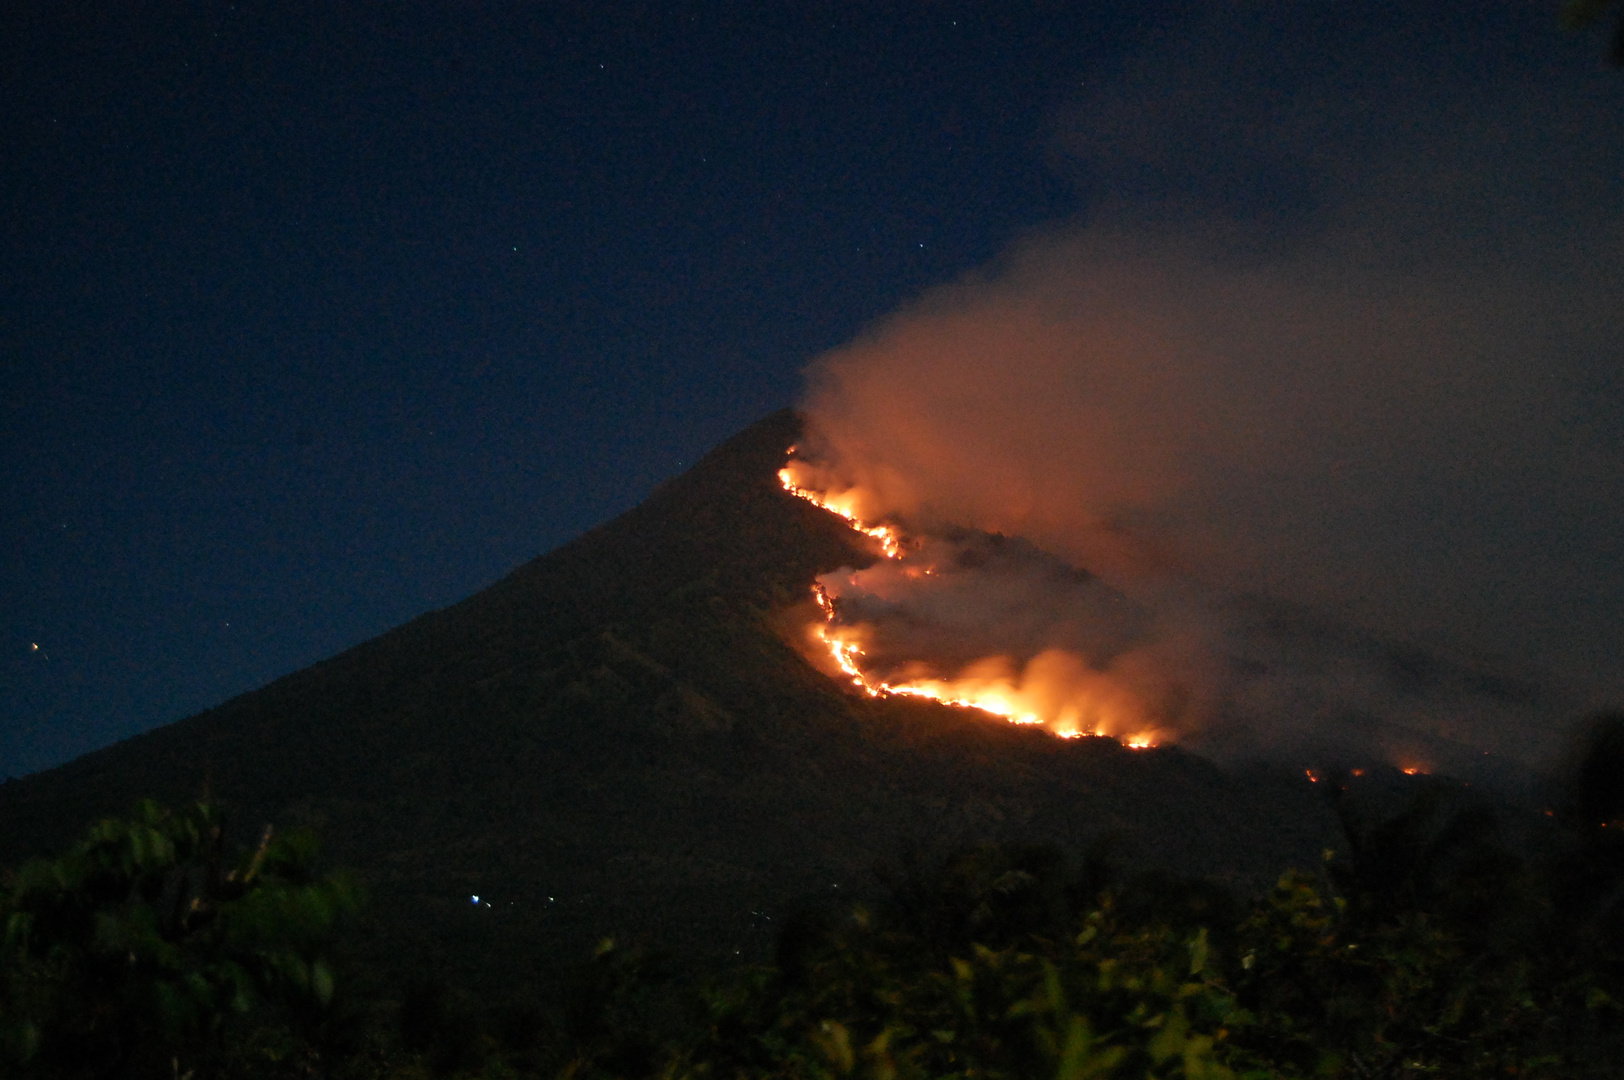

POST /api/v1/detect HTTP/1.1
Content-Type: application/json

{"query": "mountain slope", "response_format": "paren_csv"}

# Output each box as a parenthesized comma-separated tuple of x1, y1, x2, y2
(0, 410, 1337, 990)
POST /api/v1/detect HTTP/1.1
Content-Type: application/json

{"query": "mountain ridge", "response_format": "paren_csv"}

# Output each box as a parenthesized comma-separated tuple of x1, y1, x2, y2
(0, 409, 1338, 991)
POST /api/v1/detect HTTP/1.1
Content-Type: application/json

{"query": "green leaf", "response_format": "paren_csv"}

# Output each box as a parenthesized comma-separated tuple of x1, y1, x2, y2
(1187, 929, 1210, 977)
(311, 959, 334, 1006)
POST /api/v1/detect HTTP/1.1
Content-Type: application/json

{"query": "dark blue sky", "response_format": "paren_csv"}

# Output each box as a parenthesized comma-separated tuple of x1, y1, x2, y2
(3, 3, 1619, 777)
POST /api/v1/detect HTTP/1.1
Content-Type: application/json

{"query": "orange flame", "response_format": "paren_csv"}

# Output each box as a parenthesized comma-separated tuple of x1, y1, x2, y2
(780, 466, 903, 558)
(784, 460, 1161, 749)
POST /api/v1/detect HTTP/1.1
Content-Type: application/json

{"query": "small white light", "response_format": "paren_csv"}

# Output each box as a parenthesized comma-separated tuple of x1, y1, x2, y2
(471, 894, 479, 904)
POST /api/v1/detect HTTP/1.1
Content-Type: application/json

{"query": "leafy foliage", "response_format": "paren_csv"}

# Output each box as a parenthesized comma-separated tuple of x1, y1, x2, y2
(683, 895, 1249, 1079)
(17, 720, 1624, 1079)
(665, 830, 1622, 1080)
(0, 799, 359, 1079)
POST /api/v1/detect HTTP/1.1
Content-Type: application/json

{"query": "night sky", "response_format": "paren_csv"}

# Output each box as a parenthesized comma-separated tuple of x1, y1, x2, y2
(4, 3, 1621, 778)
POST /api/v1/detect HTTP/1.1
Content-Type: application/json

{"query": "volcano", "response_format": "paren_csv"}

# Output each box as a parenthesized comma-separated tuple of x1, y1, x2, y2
(0, 411, 1338, 992)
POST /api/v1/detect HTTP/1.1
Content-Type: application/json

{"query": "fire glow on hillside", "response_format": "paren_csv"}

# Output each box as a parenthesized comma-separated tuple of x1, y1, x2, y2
(780, 459, 1162, 749)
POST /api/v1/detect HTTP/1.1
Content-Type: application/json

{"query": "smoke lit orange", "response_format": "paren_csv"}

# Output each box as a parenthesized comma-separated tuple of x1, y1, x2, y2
(779, 465, 903, 558)
(782, 458, 1161, 749)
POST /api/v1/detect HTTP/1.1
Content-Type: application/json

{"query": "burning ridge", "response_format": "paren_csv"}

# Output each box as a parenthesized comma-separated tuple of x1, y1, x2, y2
(779, 440, 1569, 790)
(780, 455, 1165, 749)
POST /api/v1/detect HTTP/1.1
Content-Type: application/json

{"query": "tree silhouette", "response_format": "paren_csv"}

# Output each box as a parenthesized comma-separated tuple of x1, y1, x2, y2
(0, 800, 358, 1079)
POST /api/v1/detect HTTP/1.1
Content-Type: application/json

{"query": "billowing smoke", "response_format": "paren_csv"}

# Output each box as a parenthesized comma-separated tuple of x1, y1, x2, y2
(790, 10, 1624, 779)
(814, 530, 1168, 742)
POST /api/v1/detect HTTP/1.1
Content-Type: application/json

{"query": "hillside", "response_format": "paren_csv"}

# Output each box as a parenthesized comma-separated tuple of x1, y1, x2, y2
(0, 410, 1339, 994)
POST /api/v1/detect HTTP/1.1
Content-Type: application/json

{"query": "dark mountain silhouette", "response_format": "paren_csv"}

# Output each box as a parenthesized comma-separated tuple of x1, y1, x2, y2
(0, 410, 1338, 992)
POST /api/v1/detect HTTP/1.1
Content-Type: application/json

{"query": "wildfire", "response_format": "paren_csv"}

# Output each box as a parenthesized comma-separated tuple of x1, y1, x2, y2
(779, 466, 903, 558)
(783, 458, 1160, 749)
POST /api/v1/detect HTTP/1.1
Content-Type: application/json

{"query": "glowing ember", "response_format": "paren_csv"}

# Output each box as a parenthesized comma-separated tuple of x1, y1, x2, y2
(784, 457, 1160, 749)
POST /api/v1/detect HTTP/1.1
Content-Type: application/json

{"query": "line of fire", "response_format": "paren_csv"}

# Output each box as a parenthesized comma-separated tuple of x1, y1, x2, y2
(779, 455, 1161, 749)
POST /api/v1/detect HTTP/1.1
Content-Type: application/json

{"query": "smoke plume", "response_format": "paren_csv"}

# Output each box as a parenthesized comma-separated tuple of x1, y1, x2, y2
(792, 10, 1624, 777)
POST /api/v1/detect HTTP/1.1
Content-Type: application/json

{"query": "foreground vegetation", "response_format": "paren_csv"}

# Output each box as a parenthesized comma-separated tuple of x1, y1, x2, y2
(8, 719, 1624, 1079)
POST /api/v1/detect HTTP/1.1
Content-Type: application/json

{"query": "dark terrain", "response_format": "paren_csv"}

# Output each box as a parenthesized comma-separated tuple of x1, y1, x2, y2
(0, 410, 1338, 998)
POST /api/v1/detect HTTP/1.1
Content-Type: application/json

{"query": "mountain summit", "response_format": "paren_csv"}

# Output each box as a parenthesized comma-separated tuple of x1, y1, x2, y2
(0, 410, 1335, 987)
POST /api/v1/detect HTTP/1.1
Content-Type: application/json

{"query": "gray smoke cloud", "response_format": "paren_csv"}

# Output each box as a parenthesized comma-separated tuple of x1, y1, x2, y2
(793, 8, 1624, 777)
